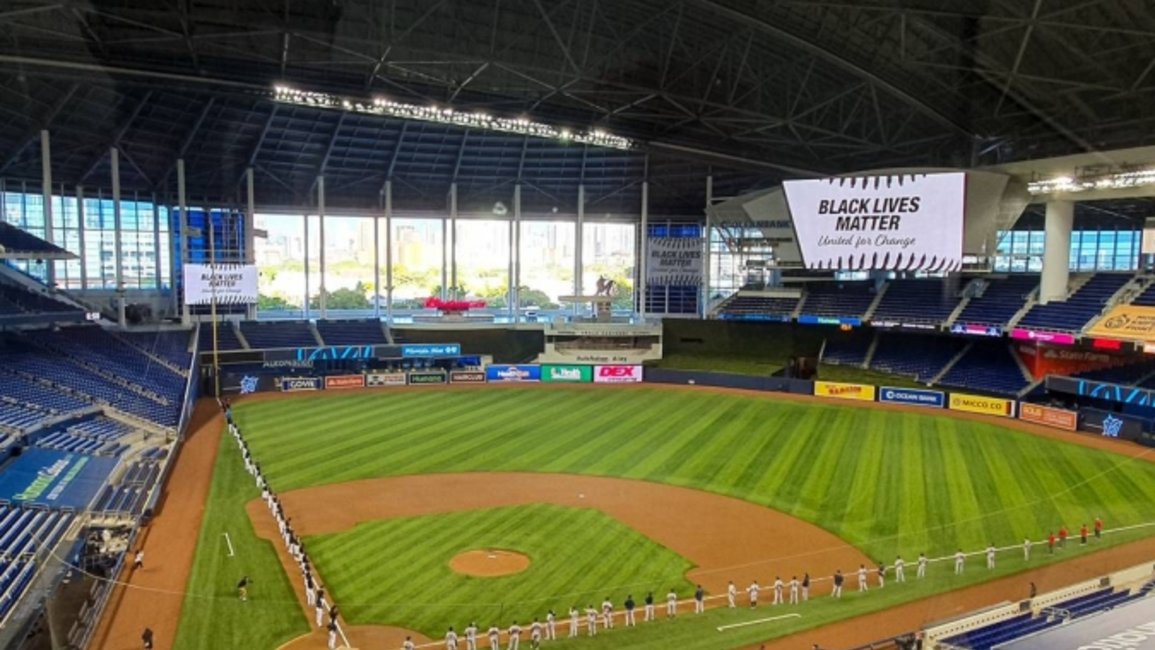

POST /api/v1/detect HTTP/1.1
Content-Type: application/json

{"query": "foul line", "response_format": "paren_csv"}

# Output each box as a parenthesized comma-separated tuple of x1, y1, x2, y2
(717, 613, 801, 631)
(223, 532, 235, 558)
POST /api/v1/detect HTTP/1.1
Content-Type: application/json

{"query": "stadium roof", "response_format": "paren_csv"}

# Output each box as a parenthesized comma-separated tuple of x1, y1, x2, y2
(1, 0, 1154, 216)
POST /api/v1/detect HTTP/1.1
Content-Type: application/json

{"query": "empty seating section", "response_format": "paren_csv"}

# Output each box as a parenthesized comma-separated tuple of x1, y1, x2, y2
(120, 331, 194, 369)
(0, 402, 46, 433)
(940, 613, 1057, 650)
(316, 319, 388, 345)
(800, 282, 876, 318)
(1054, 587, 1140, 618)
(0, 283, 76, 314)
(956, 275, 1038, 326)
(1129, 281, 1155, 306)
(92, 459, 162, 517)
(36, 328, 186, 401)
(0, 505, 74, 622)
(239, 321, 316, 348)
(1075, 361, 1155, 385)
(822, 332, 873, 366)
(718, 295, 799, 319)
(0, 373, 90, 414)
(199, 322, 246, 351)
(871, 280, 959, 323)
(1017, 273, 1132, 332)
(31, 417, 133, 456)
(939, 342, 1029, 395)
(870, 334, 966, 381)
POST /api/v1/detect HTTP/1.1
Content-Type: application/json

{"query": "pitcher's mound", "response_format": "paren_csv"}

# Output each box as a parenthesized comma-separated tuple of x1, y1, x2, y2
(450, 549, 530, 577)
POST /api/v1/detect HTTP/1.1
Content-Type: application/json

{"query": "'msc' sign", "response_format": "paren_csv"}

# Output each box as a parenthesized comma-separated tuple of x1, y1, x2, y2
(879, 386, 945, 408)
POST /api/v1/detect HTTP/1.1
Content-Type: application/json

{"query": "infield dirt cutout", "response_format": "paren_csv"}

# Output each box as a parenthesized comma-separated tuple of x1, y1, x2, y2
(450, 549, 532, 577)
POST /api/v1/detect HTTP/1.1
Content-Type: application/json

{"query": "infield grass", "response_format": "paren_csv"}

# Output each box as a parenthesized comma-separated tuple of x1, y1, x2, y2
(176, 387, 1155, 649)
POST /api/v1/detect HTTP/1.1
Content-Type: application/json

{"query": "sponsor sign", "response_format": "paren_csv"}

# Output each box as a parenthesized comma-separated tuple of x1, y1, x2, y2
(870, 320, 938, 331)
(407, 370, 448, 385)
(1091, 337, 1124, 351)
(261, 359, 315, 369)
(365, 372, 407, 387)
(782, 172, 966, 271)
(325, 374, 364, 390)
(1046, 375, 1155, 407)
(485, 364, 542, 382)
(1078, 408, 1145, 442)
(1086, 305, 1155, 342)
(797, 315, 861, 326)
(1010, 328, 1076, 345)
(449, 370, 486, 384)
(879, 387, 944, 408)
(948, 392, 1015, 417)
(1018, 403, 1078, 431)
(950, 323, 1003, 337)
(1016, 344, 1116, 379)
(401, 343, 462, 358)
(813, 381, 876, 401)
(183, 263, 259, 305)
(280, 376, 322, 392)
(717, 313, 791, 322)
(541, 364, 593, 383)
(221, 373, 276, 395)
(647, 237, 703, 285)
(594, 365, 642, 384)
(0, 449, 119, 509)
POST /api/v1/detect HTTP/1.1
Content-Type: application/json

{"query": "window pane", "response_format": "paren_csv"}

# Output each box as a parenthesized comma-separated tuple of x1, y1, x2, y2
(583, 222, 635, 311)
(456, 219, 510, 309)
(519, 220, 574, 309)
(391, 217, 443, 310)
(255, 213, 306, 316)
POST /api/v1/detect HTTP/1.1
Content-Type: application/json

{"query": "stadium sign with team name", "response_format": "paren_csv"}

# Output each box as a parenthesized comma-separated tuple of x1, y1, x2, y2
(324, 375, 365, 390)
(365, 372, 407, 387)
(593, 365, 642, 383)
(407, 370, 448, 385)
(879, 387, 945, 408)
(541, 365, 593, 383)
(449, 371, 486, 384)
(782, 173, 966, 271)
(485, 365, 542, 382)
(280, 376, 322, 392)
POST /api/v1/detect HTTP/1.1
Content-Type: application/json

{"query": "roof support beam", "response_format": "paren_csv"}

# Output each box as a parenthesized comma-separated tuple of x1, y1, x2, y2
(0, 83, 77, 176)
(994, 0, 1043, 115)
(78, 90, 152, 184)
(155, 97, 216, 190)
(686, 0, 975, 139)
(236, 104, 278, 189)
(451, 130, 470, 183)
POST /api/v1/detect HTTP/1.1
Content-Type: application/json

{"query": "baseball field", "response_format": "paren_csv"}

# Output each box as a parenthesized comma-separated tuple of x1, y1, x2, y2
(170, 385, 1155, 650)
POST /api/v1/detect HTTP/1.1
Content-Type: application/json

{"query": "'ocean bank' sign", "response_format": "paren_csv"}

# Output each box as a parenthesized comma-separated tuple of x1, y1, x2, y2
(878, 387, 945, 408)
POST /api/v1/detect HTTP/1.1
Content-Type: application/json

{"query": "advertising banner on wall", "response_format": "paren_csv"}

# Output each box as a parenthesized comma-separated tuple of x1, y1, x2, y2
(407, 370, 448, 385)
(647, 237, 703, 285)
(486, 365, 542, 382)
(183, 263, 259, 305)
(1010, 328, 1076, 345)
(950, 323, 1003, 337)
(1045, 375, 1155, 406)
(449, 371, 486, 384)
(324, 375, 365, 390)
(781, 173, 966, 271)
(400, 344, 462, 358)
(1015, 344, 1117, 380)
(365, 372, 407, 387)
(280, 376, 322, 392)
(1078, 408, 1145, 441)
(541, 365, 593, 383)
(948, 392, 1015, 417)
(594, 365, 643, 383)
(878, 387, 944, 408)
(1018, 403, 1078, 431)
(221, 373, 277, 395)
(813, 381, 876, 401)
(1086, 305, 1155, 342)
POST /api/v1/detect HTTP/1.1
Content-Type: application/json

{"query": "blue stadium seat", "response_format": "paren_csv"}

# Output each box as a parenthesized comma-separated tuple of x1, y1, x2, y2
(315, 319, 388, 345)
(871, 279, 960, 324)
(717, 294, 799, 320)
(870, 334, 966, 381)
(239, 321, 317, 349)
(1017, 273, 1132, 332)
(955, 275, 1039, 327)
(938, 342, 1029, 395)
(800, 282, 877, 319)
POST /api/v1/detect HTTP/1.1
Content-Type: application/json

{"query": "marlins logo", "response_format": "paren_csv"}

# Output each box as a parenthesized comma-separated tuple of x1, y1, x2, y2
(1101, 414, 1124, 438)
(239, 376, 259, 395)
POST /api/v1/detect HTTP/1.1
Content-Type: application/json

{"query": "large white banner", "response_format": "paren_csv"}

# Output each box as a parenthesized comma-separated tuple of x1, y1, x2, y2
(782, 172, 966, 271)
(183, 263, 258, 305)
(647, 237, 703, 285)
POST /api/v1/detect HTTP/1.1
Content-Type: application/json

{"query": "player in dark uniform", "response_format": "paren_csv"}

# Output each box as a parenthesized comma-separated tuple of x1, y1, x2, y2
(237, 576, 250, 601)
(141, 627, 154, 649)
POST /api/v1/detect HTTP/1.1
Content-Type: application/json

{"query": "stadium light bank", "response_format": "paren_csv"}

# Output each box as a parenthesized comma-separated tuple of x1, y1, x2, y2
(1028, 168, 1155, 195)
(272, 84, 636, 151)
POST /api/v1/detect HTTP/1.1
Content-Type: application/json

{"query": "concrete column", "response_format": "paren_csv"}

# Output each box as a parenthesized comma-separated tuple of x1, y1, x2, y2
(177, 159, 189, 324)
(1040, 200, 1074, 304)
(245, 167, 257, 319)
(150, 195, 161, 295)
(374, 191, 382, 320)
(317, 175, 326, 318)
(638, 180, 649, 318)
(575, 184, 585, 316)
(703, 174, 713, 317)
(40, 130, 55, 286)
(385, 180, 394, 323)
(440, 213, 448, 300)
(449, 183, 458, 298)
(507, 206, 515, 320)
(303, 212, 310, 320)
(76, 186, 87, 289)
(513, 184, 522, 317)
(111, 147, 126, 327)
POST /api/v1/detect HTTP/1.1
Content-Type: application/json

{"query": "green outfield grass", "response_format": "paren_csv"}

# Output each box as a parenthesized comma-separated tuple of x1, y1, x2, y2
(308, 504, 695, 633)
(175, 387, 1155, 649)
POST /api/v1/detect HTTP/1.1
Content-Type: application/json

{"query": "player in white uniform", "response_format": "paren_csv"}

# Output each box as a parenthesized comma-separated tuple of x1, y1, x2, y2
(529, 619, 541, 650)
(507, 622, 521, 650)
(666, 589, 678, 617)
(917, 552, 928, 579)
(727, 581, 737, 607)
(465, 622, 478, 650)
(954, 549, 966, 574)
(746, 580, 760, 607)
(789, 576, 799, 604)
(445, 626, 459, 650)
(1023, 537, 1032, 561)
(568, 607, 579, 638)
(986, 544, 996, 569)
(545, 610, 556, 640)
(894, 556, 906, 583)
(585, 606, 598, 636)
(773, 577, 784, 605)
(857, 565, 868, 591)
(487, 625, 501, 650)
(601, 597, 613, 629)
(403, 636, 416, 650)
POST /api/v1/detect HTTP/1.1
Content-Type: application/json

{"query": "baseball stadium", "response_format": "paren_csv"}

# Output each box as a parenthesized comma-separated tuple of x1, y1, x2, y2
(4, 3, 1155, 650)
